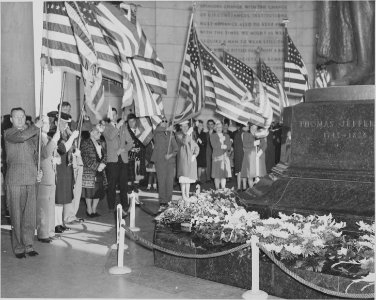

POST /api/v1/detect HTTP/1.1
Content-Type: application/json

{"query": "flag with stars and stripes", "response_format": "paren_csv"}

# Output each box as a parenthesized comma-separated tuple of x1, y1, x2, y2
(221, 50, 271, 127)
(259, 60, 289, 116)
(74, 2, 123, 84)
(283, 31, 309, 102)
(315, 66, 331, 88)
(176, 23, 205, 123)
(95, 2, 166, 116)
(42, 2, 81, 76)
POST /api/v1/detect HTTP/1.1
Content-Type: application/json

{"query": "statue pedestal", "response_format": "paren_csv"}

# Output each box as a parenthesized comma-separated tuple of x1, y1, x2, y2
(241, 86, 375, 228)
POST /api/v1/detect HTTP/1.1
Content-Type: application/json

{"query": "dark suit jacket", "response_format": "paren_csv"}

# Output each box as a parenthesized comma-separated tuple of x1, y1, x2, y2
(4, 125, 39, 185)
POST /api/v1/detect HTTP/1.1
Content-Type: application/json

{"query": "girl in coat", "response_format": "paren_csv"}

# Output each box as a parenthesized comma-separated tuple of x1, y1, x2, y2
(81, 124, 107, 218)
(210, 120, 232, 190)
(195, 120, 207, 183)
(176, 120, 199, 200)
(240, 123, 258, 190)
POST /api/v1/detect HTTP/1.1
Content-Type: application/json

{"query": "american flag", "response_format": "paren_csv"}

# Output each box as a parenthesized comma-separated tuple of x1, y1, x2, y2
(135, 117, 153, 145)
(95, 2, 166, 116)
(284, 31, 309, 102)
(260, 60, 289, 116)
(75, 2, 122, 84)
(42, 2, 81, 76)
(65, 2, 106, 120)
(177, 23, 205, 123)
(221, 50, 270, 127)
(315, 66, 331, 88)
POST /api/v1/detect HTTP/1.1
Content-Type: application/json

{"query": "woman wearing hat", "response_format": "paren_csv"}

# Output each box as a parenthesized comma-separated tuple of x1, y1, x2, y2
(54, 113, 79, 233)
(81, 124, 107, 217)
(176, 120, 199, 200)
(210, 120, 232, 190)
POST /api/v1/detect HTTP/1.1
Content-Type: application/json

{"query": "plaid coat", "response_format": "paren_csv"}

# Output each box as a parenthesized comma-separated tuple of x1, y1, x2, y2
(81, 138, 108, 189)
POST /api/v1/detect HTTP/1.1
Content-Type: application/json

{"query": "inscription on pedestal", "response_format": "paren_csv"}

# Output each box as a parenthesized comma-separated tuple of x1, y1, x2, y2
(291, 102, 374, 171)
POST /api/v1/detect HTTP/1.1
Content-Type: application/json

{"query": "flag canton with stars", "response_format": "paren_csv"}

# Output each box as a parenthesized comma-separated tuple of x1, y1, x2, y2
(286, 34, 304, 68)
(261, 62, 280, 86)
(197, 40, 218, 75)
(223, 51, 254, 91)
(74, 2, 98, 27)
(46, 2, 67, 15)
(187, 27, 200, 69)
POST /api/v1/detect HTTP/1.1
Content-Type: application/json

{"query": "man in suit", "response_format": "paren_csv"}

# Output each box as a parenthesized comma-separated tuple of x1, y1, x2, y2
(4, 107, 44, 258)
(105, 110, 134, 216)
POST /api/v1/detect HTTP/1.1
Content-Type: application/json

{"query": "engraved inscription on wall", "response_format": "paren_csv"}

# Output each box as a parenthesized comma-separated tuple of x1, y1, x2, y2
(195, 2, 288, 78)
(298, 119, 374, 140)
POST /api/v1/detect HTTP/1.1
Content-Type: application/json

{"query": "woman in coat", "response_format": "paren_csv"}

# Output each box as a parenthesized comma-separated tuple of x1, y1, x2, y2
(195, 120, 207, 183)
(240, 123, 258, 190)
(232, 123, 244, 191)
(81, 124, 107, 218)
(210, 120, 232, 190)
(176, 120, 199, 200)
(55, 113, 79, 233)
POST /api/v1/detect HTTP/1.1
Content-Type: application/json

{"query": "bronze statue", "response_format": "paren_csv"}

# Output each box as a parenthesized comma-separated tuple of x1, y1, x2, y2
(316, 1, 375, 86)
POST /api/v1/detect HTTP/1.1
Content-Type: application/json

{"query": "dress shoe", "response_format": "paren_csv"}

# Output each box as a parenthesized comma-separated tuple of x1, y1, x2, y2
(62, 225, 71, 231)
(55, 225, 65, 233)
(15, 253, 26, 259)
(92, 212, 101, 217)
(38, 237, 52, 243)
(26, 250, 39, 257)
(86, 212, 94, 218)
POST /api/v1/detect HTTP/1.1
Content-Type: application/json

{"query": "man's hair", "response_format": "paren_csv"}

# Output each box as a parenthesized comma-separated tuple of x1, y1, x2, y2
(57, 101, 71, 110)
(197, 120, 203, 124)
(112, 107, 117, 113)
(223, 118, 230, 126)
(207, 119, 215, 125)
(10, 107, 25, 116)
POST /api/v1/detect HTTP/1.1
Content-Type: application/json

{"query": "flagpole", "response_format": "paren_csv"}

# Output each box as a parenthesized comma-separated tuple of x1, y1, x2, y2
(281, 19, 290, 98)
(37, 60, 46, 173)
(167, 3, 196, 154)
(77, 97, 86, 149)
(56, 72, 67, 132)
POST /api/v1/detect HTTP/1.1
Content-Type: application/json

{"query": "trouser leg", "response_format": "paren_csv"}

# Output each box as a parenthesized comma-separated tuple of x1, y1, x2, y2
(36, 184, 49, 239)
(106, 162, 120, 210)
(165, 163, 175, 203)
(48, 186, 56, 237)
(119, 160, 129, 209)
(22, 185, 36, 253)
(7, 185, 24, 254)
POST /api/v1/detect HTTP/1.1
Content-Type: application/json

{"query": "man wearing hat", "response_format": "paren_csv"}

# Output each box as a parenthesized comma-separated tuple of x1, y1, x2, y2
(4, 107, 44, 258)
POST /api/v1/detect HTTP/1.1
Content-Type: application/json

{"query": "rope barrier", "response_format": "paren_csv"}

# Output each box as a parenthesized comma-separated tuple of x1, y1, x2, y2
(122, 224, 252, 258)
(257, 243, 374, 299)
(121, 223, 374, 299)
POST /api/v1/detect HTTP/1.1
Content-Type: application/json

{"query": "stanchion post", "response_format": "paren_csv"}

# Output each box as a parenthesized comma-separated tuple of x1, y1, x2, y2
(109, 219, 132, 275)
(129, 191, 140, 232)
(242, 235, 268, 299)
(111, 204, 128, 250)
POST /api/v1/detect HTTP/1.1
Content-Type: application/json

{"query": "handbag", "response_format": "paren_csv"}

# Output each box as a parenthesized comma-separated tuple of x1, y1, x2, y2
(95, 171, 104, 183)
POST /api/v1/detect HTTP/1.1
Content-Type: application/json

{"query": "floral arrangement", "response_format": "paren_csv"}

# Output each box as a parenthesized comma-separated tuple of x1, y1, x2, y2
(155, 188, 375, 282)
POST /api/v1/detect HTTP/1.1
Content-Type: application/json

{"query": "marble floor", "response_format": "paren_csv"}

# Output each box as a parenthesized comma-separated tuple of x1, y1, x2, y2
(1, 187, 281, 299)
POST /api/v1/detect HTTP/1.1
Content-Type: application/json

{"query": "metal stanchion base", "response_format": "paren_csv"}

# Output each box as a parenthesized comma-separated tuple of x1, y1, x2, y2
(129, 226, 140, 232)
(110, 243, 128, 250)
(108, 266, 132, 275)
(242, 290, 268, 299)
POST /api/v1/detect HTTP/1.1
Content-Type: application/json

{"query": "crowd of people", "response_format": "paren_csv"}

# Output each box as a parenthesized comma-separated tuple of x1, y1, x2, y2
(0, 101, 285, 258)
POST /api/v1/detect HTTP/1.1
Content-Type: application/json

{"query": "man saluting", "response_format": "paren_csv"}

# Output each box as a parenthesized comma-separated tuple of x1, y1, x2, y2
(4, 107, 44, 258)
